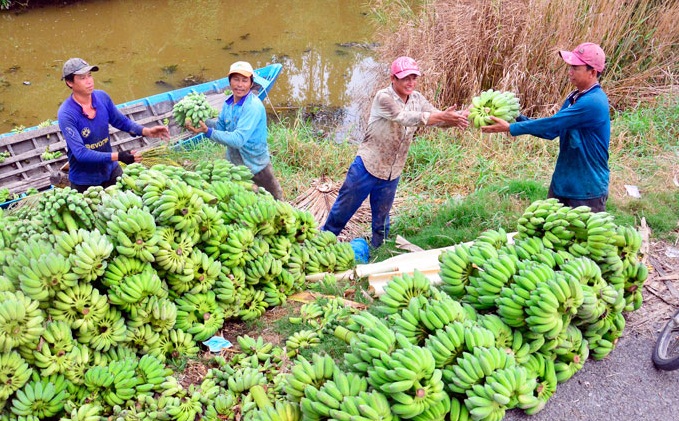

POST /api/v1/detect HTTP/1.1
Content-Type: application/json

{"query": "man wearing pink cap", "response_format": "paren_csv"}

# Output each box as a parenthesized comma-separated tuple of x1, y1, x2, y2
(482, 42, 610, 212)
(322, 56, 469, 248)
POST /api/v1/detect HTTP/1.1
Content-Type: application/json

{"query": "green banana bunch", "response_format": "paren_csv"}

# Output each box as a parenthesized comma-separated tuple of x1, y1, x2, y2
(213, 269, 237, 308)
(32, 320, 74, 376)
(376, 270, 441, 315)
(173, 92, 218, 128)
(150, 180, 205, 235)
(443, 345, 514, 395)
(227, 366, 266, 394)
(135, 354, 173, 393)
(147, 328, 197, 363)
(237, 334, 275, 359)
(219, 225, 254, 268)
(111, 211, 160, 263)
(343, 311, 398, 373)
(155, 230, 195, 276)
(418, 296, 467, 332)
(285, 329, 321, 357)
(239, 200, 278, 237)
(31, 186, 97, 232)
(18, 250, 78, 304)
(465, 253, 518, 311)
(424, 321, 466, 369)
(284, 353, 335, 402)
(126, 324, 161, 354)
(77, 307, 127, 352)
(108, 266, 164, 312)
(69, 229, 114, 282)
(391, 295, 435, 346)
(515, 198, 566, 240)
(127, 295, 178, 334)
(292, 208, 319, 243)
(327, 390, 395, 421)
(468, 89, 521, 128)
(272, 200, 298, 238)
(60, 402, 104, 421)
(0, 290, 45, 352)
(250, 401, 302, 421)
(518, 353, 557, 415)
(2, 237, 53, 286)
(175, 291, 226, 341)
(9, 374, 70, 419)
(438, 243, 476, 298)
(0, 351, 32, 400)
(166, 394, 204, 421)
(237, 288, 269, 321)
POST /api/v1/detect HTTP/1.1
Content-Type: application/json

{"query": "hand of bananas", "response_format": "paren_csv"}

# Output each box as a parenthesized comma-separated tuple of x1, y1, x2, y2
(172, 92, 218, 128)
(468, 89, 521, 128)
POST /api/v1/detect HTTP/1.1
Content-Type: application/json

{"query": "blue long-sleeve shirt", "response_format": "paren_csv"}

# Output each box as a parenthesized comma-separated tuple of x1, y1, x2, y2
(510, 84, 610, 199)
(58, 90, 144, 185)
(205, 91, 270, 175)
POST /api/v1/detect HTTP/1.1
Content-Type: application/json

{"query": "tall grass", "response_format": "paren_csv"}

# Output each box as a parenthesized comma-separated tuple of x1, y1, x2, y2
(366, 0, 679, 116)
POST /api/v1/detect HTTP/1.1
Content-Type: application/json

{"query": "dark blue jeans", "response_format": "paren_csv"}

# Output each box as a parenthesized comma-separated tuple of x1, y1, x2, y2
(548, 185, 608, 212)
(322, 156, 400, 248)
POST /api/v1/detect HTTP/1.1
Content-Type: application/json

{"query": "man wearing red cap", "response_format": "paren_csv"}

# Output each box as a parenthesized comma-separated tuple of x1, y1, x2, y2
(482, 43, 610, 212)
(322, 56, 469, 248)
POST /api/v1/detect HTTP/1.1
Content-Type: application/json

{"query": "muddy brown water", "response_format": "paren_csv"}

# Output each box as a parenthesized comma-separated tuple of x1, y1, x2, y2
(0, 0, 382, 139)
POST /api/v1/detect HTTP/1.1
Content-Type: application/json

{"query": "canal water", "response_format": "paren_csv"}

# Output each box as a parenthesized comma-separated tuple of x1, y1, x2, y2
(0, 0, 382, 139)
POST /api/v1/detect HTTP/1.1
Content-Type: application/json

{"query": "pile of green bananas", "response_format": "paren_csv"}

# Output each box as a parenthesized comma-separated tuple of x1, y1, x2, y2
(172, 92, 218, 127)
(468, 89, 521, 128)
(40, 145, 63, 161)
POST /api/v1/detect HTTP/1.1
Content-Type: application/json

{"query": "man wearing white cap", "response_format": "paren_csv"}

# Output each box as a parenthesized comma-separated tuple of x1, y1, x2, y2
(482, 43, 610, 212)
(58, 58, 170, 192)
(322, 56, 469, 248)
(187, 61, 282, 200)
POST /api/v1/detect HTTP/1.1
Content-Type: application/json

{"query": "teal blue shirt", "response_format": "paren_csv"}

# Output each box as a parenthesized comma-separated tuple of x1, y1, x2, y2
(205, 91, 270, 174)
(510, 84, 610, 200)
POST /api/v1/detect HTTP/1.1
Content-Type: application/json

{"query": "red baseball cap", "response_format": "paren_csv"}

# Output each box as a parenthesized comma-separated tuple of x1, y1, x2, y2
(559, 42, 606, 73)
(391, 56, 421, 79)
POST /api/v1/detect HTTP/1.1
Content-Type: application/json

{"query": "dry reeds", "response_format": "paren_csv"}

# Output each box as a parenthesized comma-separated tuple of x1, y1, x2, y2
(367, 0, 679, 116)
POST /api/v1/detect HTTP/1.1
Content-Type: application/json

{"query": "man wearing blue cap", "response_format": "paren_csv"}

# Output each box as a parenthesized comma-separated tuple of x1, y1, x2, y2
(58, 57, 170, 192)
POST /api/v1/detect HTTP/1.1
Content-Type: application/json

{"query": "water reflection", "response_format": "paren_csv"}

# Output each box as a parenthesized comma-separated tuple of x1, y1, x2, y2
(0, 0, 381, 139)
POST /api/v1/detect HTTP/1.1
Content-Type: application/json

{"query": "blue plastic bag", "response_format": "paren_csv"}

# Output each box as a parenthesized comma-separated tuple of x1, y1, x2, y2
(350, 238, 370, 264)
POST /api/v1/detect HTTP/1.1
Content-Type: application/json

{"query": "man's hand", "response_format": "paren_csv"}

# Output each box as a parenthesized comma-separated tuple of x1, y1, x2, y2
(143, 125, 170, 140)
(481, 116, 511, 133)
(185, 120, 208, 134)
(429, 106, 470, 128)
(118, 150, 141, 164)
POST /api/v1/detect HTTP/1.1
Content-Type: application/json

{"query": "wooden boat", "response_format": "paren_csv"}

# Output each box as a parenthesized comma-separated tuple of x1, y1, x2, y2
(0, 63, 283, 200)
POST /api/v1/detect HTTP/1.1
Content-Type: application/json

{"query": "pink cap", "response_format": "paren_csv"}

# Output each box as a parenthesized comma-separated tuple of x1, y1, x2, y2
(390, 56, 421, 79)
(559, 42, 606, 72)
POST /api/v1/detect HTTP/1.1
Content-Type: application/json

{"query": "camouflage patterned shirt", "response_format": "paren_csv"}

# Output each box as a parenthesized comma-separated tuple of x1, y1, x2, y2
(357, 85, 438, 180)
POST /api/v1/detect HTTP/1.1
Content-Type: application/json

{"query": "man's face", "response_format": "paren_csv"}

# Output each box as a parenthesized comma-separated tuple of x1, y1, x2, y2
(68, 72, 95, 94)
(230, 73, 252, 100)
(391, 74, 418, 99)
(568, 65, 597, 90)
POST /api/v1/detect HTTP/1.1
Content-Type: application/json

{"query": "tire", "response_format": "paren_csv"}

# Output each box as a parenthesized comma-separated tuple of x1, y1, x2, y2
(652, 308, 679, 371)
